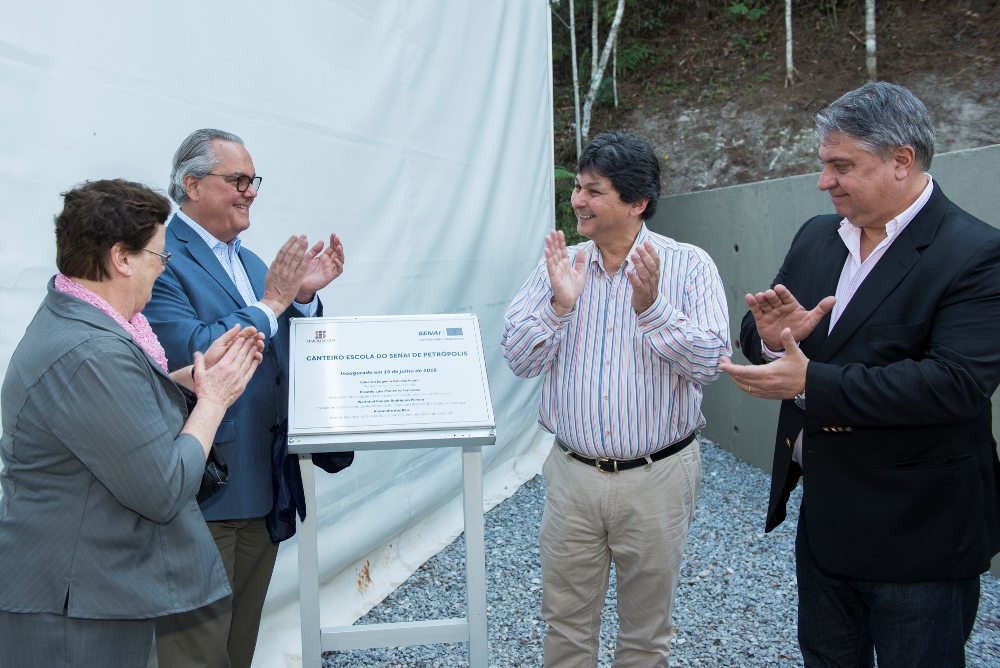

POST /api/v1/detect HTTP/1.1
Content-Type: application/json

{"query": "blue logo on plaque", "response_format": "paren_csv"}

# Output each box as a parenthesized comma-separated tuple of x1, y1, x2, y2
(446, 328, 463, 336)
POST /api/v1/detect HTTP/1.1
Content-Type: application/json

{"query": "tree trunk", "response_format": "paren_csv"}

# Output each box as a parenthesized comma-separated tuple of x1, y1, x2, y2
(785, 0, 794, 87)
(569, 0, 582, 158)
(866, 0, 877, 81)
(581, 0, 625, 140)
(591, 0, 599, 80)
(613, 39, 618, 108)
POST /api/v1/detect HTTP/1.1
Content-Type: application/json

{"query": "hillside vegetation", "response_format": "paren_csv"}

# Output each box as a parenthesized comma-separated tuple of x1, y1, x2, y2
(551, 0, 999, 242)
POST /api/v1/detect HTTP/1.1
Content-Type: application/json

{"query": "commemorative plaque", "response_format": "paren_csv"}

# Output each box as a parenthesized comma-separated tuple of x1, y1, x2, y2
(288, 314, 494, 435)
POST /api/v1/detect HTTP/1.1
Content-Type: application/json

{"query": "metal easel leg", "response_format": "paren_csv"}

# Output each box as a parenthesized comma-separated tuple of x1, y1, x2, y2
(298, 454, 323, 668)
(462, 445, 488, 667)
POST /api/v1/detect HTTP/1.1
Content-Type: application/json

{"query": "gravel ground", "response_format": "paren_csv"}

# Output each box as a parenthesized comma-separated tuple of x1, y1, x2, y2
(323, 439, 1000, 667)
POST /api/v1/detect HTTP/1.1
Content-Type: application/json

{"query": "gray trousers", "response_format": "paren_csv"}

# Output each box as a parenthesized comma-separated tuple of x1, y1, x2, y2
(0, 610, 154, 668)
(540, 440, 701, 668)
(153, 517, 278, 668)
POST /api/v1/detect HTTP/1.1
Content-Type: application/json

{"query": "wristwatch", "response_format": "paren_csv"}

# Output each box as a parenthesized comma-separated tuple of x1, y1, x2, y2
(794, 391, 806, 410)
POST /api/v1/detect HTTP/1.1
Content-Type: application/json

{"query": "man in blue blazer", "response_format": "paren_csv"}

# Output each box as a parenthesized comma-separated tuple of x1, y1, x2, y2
(145, 129, 345, 668)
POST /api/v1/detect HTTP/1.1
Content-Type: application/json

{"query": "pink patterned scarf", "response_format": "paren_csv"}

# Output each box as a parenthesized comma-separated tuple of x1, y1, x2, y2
(54, 273, 170, 372)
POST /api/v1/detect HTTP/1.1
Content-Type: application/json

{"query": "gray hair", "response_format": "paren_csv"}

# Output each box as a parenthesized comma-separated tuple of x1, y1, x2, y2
(815, 82, 936, 170)
(168, 128, 245, 204)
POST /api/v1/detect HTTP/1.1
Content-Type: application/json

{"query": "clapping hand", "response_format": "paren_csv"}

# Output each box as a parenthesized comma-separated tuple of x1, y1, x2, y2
(719, 328, 808, 400)
(544, 230, 586, 316)
(626, 240, 660, 315)
(746, 284, 835, 352)
(297, 232, 345, 303)
(203, 324, 264, 369)
(193, 330, 263, 411)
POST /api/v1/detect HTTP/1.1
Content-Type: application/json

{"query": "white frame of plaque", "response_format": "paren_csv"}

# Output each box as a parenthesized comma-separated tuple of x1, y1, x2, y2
(286, 314, 495, 668)
(288, 313, 495, 441)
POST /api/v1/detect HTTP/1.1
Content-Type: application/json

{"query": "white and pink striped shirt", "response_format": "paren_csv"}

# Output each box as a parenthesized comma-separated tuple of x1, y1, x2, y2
(502, 225, 731, 459)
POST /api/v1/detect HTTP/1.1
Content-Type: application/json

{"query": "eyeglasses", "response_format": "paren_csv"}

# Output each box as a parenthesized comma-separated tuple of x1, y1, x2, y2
(205, 173, 262, 193)
(142, 248, 172, 265)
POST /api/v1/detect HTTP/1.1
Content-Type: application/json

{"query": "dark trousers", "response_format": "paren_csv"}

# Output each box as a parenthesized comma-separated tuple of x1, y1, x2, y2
(0, 610, 154, 668)
(795, 514, 980, 668)
(154, 517, 278, 668)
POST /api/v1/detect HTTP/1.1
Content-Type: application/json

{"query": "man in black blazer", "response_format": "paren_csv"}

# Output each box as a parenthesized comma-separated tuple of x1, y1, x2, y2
(721, 82, 1000, 667)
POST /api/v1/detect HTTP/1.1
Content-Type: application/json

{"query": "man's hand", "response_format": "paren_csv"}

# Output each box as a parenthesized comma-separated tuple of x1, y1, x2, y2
(297, 232, 345, 303)
(746, 284, 835, 352)
(544, 230, 586, 316)
(719, 328, 808, 400)
(626, 240, 660, 315)
(260, 235, 320, 314)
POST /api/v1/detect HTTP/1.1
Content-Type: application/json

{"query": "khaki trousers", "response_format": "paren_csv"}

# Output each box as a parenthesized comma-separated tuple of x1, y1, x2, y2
(154, 518, 278, 668)
(540, 440, 701, 668)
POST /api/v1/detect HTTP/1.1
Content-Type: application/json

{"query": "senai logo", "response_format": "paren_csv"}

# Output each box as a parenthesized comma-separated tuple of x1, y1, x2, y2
(306, 330, 334, 343)
(418, 327, 463, 337)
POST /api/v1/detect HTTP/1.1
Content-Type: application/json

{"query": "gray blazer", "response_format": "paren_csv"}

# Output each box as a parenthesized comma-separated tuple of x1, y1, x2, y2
(0, 281, 230, 619)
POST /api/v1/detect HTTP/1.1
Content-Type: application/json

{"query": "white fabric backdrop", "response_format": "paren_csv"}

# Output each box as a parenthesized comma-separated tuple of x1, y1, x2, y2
(0, 1, 554, 664)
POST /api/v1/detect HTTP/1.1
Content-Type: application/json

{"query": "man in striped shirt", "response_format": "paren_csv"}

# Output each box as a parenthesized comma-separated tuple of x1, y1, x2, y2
(502, 132, 731, 668)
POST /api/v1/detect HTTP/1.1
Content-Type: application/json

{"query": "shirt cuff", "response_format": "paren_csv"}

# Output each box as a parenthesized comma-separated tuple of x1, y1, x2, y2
(252, 302, 279, 337)
(292, 294, 320, 318)
(539, 296, 573, 332)
(636, 294, 671, 331)
(761, 340, 787, 362)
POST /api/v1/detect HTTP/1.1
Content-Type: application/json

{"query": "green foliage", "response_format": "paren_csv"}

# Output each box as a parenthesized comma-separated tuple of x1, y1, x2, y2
(616, 42, 656, 78)
(727, 1, 768, 21)
(657, 74, 683, 94)
(595, 74, 617, 105)
(554, 168, 585, 247)
(627, 0, 667, 34)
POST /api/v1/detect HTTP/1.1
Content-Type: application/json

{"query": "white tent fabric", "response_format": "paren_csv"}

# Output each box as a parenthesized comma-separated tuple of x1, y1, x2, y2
(0, 1, 554, 665)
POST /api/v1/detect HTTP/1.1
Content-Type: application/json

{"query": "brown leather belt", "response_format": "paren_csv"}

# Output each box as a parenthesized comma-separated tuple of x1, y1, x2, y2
(556, 431, 696, 473)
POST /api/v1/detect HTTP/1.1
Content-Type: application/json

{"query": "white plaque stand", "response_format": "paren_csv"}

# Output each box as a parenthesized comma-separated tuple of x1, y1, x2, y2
(287, 315, 496, 668)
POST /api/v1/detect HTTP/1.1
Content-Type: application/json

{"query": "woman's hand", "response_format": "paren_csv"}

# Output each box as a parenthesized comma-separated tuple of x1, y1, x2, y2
(171, 325, 264, 391)
(193, 334, 261, 411)
(181, 334, 263, 457)
(203, 324, 265, 369)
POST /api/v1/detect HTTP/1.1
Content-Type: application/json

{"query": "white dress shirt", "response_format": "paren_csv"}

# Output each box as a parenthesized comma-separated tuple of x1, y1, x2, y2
(176, 210, 318, 337)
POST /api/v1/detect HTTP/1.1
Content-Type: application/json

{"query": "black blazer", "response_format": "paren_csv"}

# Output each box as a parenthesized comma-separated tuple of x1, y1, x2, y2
(741, 184, 1000, 582)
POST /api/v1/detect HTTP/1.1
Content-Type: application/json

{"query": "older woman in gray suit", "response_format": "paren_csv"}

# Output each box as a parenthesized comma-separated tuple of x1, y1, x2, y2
(0, 179, 264, 668)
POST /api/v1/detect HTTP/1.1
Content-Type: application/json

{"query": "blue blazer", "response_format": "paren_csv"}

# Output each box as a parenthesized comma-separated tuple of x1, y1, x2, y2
(145, 214, 320, 521)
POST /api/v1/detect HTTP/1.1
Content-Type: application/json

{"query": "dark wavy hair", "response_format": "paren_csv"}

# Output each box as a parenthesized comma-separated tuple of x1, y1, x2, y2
(55, 179, 172, 282)
(577, 131, 661, 220)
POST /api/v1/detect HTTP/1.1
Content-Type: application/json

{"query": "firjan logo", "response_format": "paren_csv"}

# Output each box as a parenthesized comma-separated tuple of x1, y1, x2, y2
(446, 328, 463, 336)
(315, 330, 326, 339)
